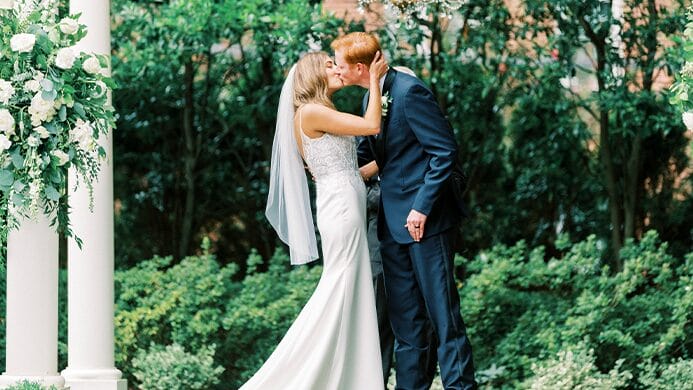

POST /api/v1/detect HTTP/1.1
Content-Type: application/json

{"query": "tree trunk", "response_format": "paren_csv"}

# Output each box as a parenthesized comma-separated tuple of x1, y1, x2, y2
(623, 133, 642, 240)
(180, 58, 196, 259)
(580, 15, 623, 266)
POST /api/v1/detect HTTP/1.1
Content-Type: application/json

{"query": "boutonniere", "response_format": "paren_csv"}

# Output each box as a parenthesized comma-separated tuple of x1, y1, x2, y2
(381, 91, 392, 117)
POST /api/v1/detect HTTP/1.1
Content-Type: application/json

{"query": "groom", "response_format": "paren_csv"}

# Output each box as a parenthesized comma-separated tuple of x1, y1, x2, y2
(332, 33, 476, 390)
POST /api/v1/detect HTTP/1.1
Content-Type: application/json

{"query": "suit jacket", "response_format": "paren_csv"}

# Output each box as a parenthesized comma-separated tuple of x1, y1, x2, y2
(358, 69, 461, 244)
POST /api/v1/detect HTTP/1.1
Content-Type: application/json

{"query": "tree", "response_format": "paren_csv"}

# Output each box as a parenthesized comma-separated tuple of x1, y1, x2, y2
(111, 0, 361, 266)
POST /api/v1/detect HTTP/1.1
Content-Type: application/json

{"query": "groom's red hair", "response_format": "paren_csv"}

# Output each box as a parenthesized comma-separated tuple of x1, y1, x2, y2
(331, 32, 381, 66)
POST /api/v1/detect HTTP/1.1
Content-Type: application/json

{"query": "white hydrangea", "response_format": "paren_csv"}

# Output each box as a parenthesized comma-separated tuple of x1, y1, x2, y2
(28, 92, 56, 126)
(24, 72, 44, 93)
(0, 79, 15, 104)
(34, 125, 50, 138)
(10, 33, 36, 53)
(0, 108, 15, 135)
(0, 134, 11, 152)
(26, 135, 41, 147)
(55, 47, 77, 69)
(70, 119, 94, 150)
(51, 150, 69, 166)
(58, 17, 79, 35)
(82, 56, 101, 74)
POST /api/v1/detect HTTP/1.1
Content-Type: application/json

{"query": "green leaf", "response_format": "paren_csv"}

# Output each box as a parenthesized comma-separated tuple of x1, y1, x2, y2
(12, 180, 25, 192)
(59, 105, 67, 121)
(42, 88, 58, 101)
(10, 149, 23, 169)
(44, 185, 60, 201)
(11, 192, 24, 208)
(73, 102, 86, 117)
(49, 168, 62, 184)
(0, 170, 13, 187)
(40, 78, 54, 92)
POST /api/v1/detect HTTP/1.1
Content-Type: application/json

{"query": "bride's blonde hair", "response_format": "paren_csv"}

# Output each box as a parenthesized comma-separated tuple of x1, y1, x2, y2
(293, 52, 335, 110)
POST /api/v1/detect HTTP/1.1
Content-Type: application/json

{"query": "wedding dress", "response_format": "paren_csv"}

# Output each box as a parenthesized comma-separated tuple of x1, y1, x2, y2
(240, 130, 384, 390)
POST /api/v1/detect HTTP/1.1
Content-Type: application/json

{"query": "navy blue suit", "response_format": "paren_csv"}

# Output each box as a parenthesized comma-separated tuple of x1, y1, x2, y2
(358, 69, 476, 390)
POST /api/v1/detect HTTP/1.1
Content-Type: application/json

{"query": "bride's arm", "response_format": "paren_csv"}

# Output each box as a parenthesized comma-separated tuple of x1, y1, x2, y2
(359, 160, 379, 181)
(302, 52, 387, 137)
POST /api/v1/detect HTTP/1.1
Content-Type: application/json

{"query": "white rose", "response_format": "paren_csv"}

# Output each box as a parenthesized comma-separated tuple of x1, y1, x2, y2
(59, 17, 79, 35)
(51, 150, 70, 166)
(24, 72, 44, 93)
(24, 79, 40, 92)
(28, 92, 56, 126)
(27, 135, 40, 147)
(0, 79, 15, 104)
(34, 125, 50, 138)
(0, 109, 15, 135)
(82, 56, 101, 74)
(10, 33, 36, 53)
(0, 134, 11, 152)
(683, 112, 693, 130)
(55, 47, 76, 69)
(70, 119, 94, 150)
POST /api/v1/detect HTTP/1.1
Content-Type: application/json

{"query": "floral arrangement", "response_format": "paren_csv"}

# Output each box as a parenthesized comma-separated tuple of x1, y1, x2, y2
(669, 6, 693, 128)
(381, 91, 392, 117)
(0, 0, 116, 247)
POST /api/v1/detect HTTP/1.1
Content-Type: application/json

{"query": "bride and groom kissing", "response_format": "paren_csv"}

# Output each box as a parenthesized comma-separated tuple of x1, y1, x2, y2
(244, 32, 476, 390)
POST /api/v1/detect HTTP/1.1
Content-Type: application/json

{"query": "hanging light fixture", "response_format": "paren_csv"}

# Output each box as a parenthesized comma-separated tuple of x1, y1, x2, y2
(358, 0, 465, 19)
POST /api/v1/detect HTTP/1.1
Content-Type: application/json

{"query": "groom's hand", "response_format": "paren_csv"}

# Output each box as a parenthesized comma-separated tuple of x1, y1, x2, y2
(405, 209, 427, 242)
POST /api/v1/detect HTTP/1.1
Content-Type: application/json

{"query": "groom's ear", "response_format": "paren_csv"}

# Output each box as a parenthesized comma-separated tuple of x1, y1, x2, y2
(356, 63, 367, 75)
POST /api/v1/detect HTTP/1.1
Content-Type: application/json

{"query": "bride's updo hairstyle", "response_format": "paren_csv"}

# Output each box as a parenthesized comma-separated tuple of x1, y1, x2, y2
(293, 51, 335, 110)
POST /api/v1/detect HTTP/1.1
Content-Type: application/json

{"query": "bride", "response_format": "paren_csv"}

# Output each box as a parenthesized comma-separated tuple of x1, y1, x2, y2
(240, 50, 389, 390)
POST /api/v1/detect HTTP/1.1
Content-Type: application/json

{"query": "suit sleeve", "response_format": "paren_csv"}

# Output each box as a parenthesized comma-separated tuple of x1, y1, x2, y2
(404, 83, 457, 216)
(357, 136, 374, 167)
(357, 92, 374, 167)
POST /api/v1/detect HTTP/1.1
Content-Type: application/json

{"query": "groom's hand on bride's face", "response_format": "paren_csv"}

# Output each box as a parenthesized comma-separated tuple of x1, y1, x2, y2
(405, 209, 427, 242)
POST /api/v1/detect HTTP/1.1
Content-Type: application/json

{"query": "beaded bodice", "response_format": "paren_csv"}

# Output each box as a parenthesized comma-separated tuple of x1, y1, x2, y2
(300, 132, 359, 184)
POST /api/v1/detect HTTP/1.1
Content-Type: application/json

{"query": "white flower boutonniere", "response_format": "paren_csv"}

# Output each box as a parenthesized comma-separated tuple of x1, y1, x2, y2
(381, 91, 392, 117)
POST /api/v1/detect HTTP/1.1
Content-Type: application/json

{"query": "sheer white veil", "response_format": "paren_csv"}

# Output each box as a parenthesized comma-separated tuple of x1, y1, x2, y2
(265, 65, 319, 265)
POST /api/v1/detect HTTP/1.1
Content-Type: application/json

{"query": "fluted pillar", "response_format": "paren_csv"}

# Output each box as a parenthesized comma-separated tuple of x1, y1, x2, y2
(0, 212, 65, 389)
(61, 0, 126, 389)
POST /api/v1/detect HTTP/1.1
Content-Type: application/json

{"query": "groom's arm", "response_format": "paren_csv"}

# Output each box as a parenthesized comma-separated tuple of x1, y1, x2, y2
(357, 91, 377, 171)
(404, 84, 457, 216)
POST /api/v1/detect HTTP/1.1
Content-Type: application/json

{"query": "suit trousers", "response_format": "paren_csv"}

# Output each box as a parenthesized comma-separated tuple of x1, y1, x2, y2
(380, 222, 476, 390)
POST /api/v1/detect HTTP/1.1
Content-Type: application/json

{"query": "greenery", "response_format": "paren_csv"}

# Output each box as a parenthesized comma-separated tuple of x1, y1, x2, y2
(0, 0, 116, 255)
(112, 241, 321, 388)
(0, 0, 691, 388)
(4, 381, 58, 390)
(669, 6, 693, 118)
(459, 230, 692, 388)
(524, 346, 632, 389)
(131, 343, 224, 390)
(110, 0, 359, 266)
(104, 0, 692, 269)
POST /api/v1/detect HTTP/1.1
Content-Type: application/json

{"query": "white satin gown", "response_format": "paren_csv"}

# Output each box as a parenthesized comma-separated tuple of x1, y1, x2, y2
(240, 131, 384, 389)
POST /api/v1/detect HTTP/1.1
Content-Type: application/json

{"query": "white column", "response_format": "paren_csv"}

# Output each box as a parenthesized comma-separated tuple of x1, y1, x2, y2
(61, 1, 126, 389)
(0, 212, 65, 389)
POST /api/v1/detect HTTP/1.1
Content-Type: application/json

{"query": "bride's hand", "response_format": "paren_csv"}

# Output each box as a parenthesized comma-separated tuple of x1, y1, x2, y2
(370, 51, 388, 80)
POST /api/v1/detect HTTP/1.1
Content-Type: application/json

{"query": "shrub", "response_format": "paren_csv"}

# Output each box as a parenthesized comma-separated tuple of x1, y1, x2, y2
(131, 343, 224, 390)
(460, 231, 692, 387)
(114, 250, 238, 384)
(524, 346, 632, 389)
(5, 381, 57, 390)
(638, 359, 693, 389)
(113, 246, 321, 388)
